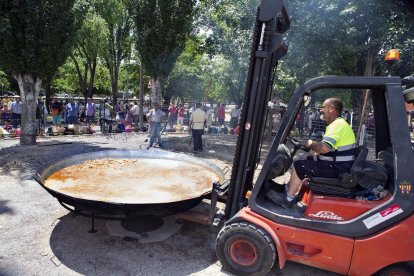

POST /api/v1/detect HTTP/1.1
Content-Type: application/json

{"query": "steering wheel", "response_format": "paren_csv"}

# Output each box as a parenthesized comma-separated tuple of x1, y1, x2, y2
(286, 136, 310, 152)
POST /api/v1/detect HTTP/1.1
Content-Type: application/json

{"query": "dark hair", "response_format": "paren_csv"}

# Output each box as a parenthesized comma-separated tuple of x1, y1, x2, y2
(328, 98, 343, 114)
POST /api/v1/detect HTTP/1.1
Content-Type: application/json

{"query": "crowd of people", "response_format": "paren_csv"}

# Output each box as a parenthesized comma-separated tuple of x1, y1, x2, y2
(0, 95, 245, 140)
(0, 96, 22, 134)
(144, 101, 242, 150)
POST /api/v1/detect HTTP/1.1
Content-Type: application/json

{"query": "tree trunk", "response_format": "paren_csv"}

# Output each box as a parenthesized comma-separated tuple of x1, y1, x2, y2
(139, 64, 145, 130)
(87, 59, 97, 99)
(151, 76, 163, 104)
(71, 54, 88, 98)
(15, 74, 41, 145)
(109, 63, 120, 106)
(364, 46, 377, 77)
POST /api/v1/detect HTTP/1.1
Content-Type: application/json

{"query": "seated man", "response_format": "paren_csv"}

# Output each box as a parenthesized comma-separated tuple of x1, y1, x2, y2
(268, 98, 356, 208)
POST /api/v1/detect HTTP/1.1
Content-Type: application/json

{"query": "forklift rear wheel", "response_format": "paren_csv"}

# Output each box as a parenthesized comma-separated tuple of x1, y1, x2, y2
(216, 222, 276, 276)
(376, 264, 413, 276)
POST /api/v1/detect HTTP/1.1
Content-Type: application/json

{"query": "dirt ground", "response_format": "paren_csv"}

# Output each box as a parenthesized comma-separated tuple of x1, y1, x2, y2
(0, 132, 338, 276)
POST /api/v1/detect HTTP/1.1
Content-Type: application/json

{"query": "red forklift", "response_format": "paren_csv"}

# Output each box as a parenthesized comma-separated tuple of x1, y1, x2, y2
(213, 0, 414, 275)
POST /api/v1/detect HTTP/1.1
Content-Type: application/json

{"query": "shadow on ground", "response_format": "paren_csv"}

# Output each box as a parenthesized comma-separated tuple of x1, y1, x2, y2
(49, 213, 221, 275)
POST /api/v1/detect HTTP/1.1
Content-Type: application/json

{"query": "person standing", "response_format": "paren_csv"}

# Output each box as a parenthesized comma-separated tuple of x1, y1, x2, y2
(229, 104, 240, 128)
(308, 110, 316, 136)
(217, 103, 225, 125)
(85, 98, 96, 126)
(205, 105, 213, 128)
(78, 101, 85, 123)
(125, 103, 133, 127)
(343, 110, 351, 125)
(36, 99, 46, 134)
(100, 99, 114, 132)
(66, 97, 79, 125)
(168, 102, 177, 129)
(50, 97, 63, 127)
(1, 103, 12, 128)
(177, 104, 185, 125)
(147, 102, 166, 149)
(115, 101, 125, 121)
(9, 96, 22, 129)
(214, 103, 220, 124)
(190, 103, 207, 152)
(62, 98, 69, 124)
(130, 101, 139, 126)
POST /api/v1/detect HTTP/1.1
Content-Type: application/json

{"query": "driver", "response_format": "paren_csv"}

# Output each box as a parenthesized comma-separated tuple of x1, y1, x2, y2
(267, 98, 356, 208)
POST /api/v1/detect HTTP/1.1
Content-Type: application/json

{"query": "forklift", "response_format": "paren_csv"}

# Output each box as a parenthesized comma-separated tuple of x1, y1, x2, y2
(212, 0, 414, 275)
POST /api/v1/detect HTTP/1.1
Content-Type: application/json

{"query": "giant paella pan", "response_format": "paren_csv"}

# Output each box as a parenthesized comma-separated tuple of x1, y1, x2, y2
(34, 150, 225, 218)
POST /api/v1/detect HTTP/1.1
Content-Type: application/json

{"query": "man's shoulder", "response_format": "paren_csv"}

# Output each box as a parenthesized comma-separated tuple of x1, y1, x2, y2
(329, 117, 347, 127)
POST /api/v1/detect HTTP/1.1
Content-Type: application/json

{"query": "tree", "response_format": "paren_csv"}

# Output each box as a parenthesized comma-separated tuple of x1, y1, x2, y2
(70, 4, 109, 100)
(97, 0, 134, 104)
(0, 0, 76, 145)
(0, 70, 11, 92)
(163, 38, 205, 102)
(53, 59, 111, 96)
(277, 0, 414, 107)
(283, 0, 414, 79)
(193, 0, 260, 104)
(133, 0, 197, 103)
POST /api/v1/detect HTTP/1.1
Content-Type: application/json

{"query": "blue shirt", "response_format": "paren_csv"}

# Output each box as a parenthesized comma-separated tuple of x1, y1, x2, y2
(10, 101, 22, 114)
(66, 102, 79, 117)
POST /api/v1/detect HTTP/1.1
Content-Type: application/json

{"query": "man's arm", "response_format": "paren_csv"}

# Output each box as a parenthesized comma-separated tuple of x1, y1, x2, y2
(306, 139, 331, 155)
(189, 113, 193, 128)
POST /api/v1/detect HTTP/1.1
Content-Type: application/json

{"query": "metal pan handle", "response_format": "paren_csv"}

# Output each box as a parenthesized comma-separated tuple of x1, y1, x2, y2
(213, 179, 230, 194)
(222, 166, 231, 176)
(58, 200, 77, 213)
(36, 157, 49, 166)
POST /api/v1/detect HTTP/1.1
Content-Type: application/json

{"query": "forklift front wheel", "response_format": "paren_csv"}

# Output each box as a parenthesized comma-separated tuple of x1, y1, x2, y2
(216, 222, 276, 276)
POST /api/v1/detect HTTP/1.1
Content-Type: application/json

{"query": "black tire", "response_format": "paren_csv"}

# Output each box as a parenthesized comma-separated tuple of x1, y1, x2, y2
(376, 264, 414, 276)
(216, 222, 276, 276)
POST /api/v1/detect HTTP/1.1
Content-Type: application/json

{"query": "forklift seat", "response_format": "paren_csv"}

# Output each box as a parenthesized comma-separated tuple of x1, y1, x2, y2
(309, 146, 389, 198)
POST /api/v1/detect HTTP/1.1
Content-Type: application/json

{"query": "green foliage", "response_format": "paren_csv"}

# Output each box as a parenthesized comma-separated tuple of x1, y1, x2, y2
(97, 0, 134, 99)
(118, 61, 141, 94)
(52, 58, 111, 96)
(194, 0, 260, 104)
(70, 3, 109, 98)
(274, 66, 299, 103)
(273, 0, 414, 110)
(94, 65, 112, 95)
(163, 38, 204, 102)
(0, 0, 76, 79)
(283, 0, 414, 82)
(0, 70, 10, 91)
(133, 0, 197, 80)
(52, 62, 79, 94)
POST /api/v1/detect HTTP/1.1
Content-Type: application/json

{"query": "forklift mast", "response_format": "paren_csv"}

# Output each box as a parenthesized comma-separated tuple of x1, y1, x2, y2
(224, 0, 290, 219)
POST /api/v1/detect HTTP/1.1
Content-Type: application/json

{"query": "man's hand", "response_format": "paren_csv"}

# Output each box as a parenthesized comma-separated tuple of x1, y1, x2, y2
(306, 139, 331, 154)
